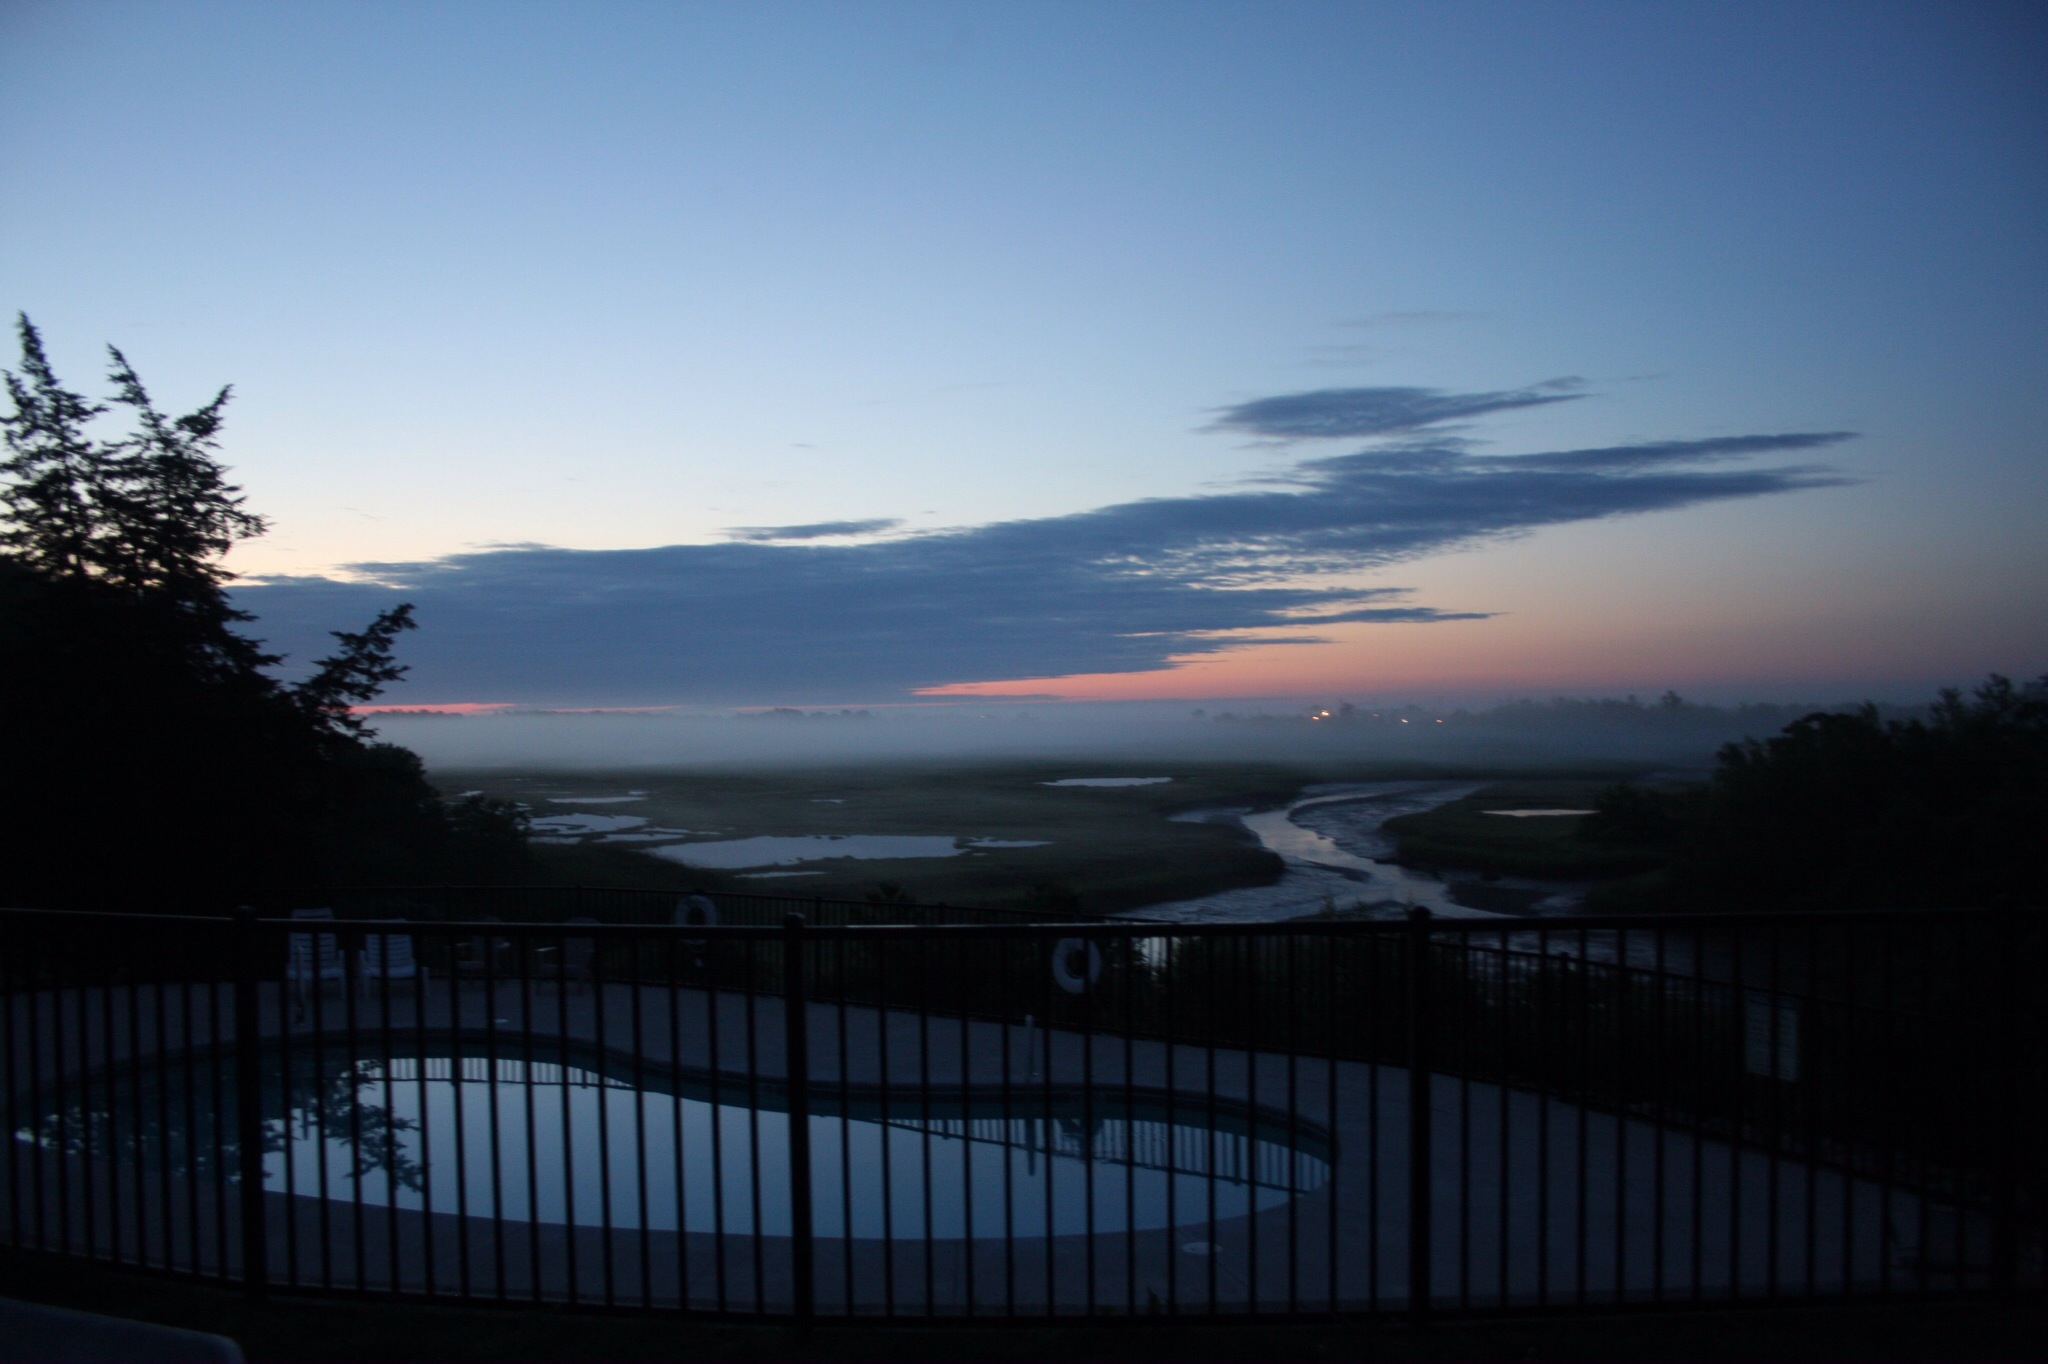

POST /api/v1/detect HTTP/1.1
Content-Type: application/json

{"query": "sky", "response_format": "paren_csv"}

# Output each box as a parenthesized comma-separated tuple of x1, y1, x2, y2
(3, 0, 2043, 709)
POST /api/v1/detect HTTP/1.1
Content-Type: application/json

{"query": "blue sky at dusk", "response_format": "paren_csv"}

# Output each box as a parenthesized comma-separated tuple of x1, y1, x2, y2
(3, 1, 2042, 706)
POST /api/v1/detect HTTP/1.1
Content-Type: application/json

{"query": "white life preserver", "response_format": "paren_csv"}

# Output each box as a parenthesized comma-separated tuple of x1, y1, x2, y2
(1051, 938, 1103, 994)
(675, 895, 719, 928)
(676, 894, 718, 950)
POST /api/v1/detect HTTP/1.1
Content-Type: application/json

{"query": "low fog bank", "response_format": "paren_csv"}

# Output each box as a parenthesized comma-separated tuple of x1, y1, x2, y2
(369, 694, 1910, 772)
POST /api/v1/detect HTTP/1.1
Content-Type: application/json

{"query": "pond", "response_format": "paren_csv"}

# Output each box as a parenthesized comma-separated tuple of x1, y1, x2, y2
(20, 1041, 1331, 1242)
(650, 834, 1046, 869)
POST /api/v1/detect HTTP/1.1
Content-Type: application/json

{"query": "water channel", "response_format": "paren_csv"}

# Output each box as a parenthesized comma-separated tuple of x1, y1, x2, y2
(1139, 782, 1590, 924)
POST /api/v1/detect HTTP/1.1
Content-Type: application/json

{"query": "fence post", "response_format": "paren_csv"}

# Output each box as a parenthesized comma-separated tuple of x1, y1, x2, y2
(1407, 906, 1433, 1324)
(232, 906, 268, 1300)
(783, 912, 815, 1326)
(1990, 906, 2017, 1302)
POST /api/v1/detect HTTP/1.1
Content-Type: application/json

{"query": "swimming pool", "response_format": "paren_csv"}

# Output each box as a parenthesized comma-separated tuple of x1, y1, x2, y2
(18, 1038, 1332, 1243)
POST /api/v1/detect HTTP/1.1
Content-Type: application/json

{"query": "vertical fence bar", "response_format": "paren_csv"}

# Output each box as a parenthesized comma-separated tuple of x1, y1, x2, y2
(209, 965, 229, 1280)
(1407, 907, 1433, 1324)
(593, 926, 616, 1309)
(556, 927, 578, 1306)
(1326, 929, 1340, 1315)
(274, 942, 297, 1292)
(344, 925, 367, 1294)
(309, 927, 332, 1292)
(50, 960, 70, 1259)
(106, 950, 128, 1269)
(93, 956, 116, 1269)
(998, 934, 1016, 1318)
(782, 914, 816, 1327)
(1990, 906, 2017, 1302)
(962, 931, 981, 1316)
(707, 945, 729, 1314)
(1495, 930, 1513, 1309)
(414, 933, 437, 1301)
(180, 970, 199, 1269)
(27, 933, 47, 1255)
(2, 926, 21, 1253)
(631, 929, 650, 1310)
(519, 935, 540, 1304)
(1168, 931, 1183, 1315)
(1573, 930, 1589, 1308)
(232, 907, 268, 1300)
(666, 934, 688, 1310)
(744, 940, 766, 1312)
(1613, 928, 1629, 1306)
(486, 922, 507, 1302)
(837, 935, 855, 1316)
(917, 929, 936, 1316)
(1455, 934, 1471, 1312)
(1080, 932, 1097, 1320)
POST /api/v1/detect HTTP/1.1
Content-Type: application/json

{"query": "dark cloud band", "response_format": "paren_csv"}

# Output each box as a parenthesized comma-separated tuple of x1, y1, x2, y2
(239, 388, 1853, 705)
(726, 518, 902, 541)
(1211, 382, 1585, 440)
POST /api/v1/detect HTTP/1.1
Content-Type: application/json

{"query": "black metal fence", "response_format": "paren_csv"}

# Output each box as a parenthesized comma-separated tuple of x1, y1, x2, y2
(3, 899, 2040, 1321)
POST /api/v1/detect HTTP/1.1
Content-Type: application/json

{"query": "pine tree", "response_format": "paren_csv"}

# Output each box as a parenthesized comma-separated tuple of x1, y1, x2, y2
(0, 316, 527, 903)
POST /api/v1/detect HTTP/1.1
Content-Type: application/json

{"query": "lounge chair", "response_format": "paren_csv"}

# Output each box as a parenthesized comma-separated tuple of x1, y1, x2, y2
(558, 916, 600, 990)
(453, 916, 511, 977)
(360, 928, 424, 999)
(285, 907, 350, 1018)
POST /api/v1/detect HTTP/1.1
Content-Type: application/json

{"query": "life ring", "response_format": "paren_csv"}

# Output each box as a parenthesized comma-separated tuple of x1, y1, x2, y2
(1051, 938, 1103, 994)
(676, 894, 718, 950)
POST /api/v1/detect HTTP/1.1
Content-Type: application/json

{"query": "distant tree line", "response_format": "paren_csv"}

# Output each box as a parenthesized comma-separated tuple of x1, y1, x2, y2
(1218, 693, 1902, 734)
(1581, 675, 2048, 913)
(0, 316, 530, 907)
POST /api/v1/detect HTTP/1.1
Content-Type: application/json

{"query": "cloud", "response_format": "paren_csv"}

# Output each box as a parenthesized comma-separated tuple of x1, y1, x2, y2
(1336, 311, 1486, 328)
(237, 388, 1854, 705)
(726, 518, 902, 542)
(1210, 382, 1585, 440)
(1292, 431, 1855, 481)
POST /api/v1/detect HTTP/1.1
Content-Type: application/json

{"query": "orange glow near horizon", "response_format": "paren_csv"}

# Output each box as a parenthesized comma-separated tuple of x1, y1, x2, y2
(914, 602, 1980, 703)
(351, 702, 519, 715)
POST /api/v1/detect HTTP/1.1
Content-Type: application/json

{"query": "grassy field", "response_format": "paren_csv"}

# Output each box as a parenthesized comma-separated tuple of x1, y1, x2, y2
(1380, 780, 1664, 880)
(444, 761, 1325, 915)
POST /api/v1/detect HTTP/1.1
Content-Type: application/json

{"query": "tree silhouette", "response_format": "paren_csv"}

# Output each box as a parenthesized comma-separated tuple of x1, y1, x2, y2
(0, 316, 526, 904)
(1587, 674, 2048, 912)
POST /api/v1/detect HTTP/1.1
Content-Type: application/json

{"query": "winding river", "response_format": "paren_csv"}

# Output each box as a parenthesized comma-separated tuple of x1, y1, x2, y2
(1136, 782, 1587, 925)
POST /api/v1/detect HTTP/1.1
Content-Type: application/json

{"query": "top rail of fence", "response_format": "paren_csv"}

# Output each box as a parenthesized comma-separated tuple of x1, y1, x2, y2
(0, 898, 2016, 936)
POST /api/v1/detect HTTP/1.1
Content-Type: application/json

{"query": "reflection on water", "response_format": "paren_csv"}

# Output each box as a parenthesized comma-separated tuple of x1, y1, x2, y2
(11, 1046, 425, 1192)
(1140, 783, 1684, 969)
(1142, 782, 1488, 923)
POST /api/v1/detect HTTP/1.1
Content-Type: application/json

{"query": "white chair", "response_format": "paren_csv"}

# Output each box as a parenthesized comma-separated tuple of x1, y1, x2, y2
(360, 929, 424, 998)
(558, 916, 600, 991)
(285, 907, 350, 1018)
(453, 916, 509, 977)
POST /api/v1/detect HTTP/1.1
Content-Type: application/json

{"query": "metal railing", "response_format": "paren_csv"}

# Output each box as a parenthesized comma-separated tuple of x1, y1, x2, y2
(2, 898, 2039, 1321)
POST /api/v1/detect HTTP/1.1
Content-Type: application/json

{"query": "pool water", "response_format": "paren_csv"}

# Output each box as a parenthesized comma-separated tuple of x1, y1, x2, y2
(22, 1044, 1331, 1242)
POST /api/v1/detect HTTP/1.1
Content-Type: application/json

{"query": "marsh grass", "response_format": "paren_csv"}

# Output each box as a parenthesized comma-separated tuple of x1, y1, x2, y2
(1381, 781, 1667, 878)
(438, 761, 1327, 913)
